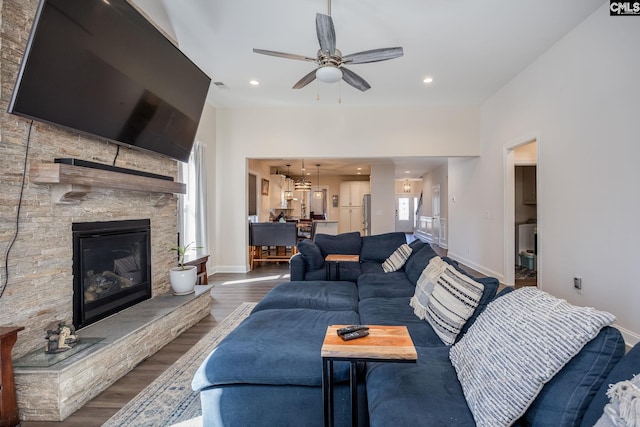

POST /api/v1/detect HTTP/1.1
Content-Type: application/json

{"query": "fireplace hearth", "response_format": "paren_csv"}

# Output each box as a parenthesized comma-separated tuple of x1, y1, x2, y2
(72, 219, 152, 329)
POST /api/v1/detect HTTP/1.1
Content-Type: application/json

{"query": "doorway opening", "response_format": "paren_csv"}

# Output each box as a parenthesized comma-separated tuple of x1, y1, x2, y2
(504, 137, 539, 288)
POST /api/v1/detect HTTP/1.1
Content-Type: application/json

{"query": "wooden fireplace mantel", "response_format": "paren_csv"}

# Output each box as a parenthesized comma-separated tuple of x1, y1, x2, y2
(30, 163, 186, 204)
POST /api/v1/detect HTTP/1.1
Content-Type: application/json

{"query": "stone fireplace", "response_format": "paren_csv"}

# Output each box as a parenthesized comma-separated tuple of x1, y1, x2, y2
(72, 219, 152, 329)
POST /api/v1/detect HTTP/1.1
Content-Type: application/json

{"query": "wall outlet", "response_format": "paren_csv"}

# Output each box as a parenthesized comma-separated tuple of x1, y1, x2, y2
(574, 277, 583, 294)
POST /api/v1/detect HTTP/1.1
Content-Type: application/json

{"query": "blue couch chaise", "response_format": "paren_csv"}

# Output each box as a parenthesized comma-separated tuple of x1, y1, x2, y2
(192, 232, 637, 426)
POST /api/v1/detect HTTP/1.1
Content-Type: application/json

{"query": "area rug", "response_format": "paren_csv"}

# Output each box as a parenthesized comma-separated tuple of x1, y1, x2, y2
(103, 302, 257, 427)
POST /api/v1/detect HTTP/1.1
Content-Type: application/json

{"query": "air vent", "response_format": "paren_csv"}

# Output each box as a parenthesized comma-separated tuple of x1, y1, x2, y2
(213, 81, 229, 89)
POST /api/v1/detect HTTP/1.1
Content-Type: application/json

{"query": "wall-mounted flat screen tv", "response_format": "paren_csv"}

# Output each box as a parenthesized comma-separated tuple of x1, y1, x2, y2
(9, 0, 211, 163)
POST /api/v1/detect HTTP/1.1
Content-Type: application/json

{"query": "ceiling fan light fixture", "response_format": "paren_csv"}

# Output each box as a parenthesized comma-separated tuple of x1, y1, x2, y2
(316, 66, 343, 83)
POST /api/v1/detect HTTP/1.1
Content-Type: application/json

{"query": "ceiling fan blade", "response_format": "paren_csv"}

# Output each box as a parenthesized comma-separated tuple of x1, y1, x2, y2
(342, 47, 404, 64)
(253, 48, 316, 62)
(293, 69, 317, 89)
(341, 67, 371, 92)
(316, 13, 336, 56)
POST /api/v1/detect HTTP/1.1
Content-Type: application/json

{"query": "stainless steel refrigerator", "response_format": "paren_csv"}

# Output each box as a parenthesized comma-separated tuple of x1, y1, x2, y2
(362, 194, 371, 236)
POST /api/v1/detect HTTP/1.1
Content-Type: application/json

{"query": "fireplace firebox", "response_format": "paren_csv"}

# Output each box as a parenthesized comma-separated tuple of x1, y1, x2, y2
(72, 219, 152, 329)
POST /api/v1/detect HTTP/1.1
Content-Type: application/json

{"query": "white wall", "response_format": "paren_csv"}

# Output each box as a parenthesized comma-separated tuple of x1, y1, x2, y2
(212, 106, 480, 272)
(448, 4, 640, 344)
(370, 163, 395, 234)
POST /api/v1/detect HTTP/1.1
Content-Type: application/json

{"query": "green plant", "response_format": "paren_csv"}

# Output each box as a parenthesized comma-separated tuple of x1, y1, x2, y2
(169, 242, 201, 270)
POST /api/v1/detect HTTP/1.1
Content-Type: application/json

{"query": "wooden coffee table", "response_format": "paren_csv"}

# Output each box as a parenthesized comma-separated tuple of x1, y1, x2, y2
(321, 325, 417, 427)
(324, 254, 359, 280)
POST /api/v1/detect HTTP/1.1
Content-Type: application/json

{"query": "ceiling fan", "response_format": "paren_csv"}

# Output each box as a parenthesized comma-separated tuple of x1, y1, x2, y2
(253, 0, 403, 92)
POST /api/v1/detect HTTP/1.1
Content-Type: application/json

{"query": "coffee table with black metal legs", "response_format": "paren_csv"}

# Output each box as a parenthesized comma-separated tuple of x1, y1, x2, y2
(321, 325, 417, 427)
(324, 254, 359, 281)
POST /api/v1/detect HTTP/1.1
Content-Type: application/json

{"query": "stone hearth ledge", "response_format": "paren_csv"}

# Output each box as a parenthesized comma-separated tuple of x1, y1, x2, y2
(14, 285, 213, 421)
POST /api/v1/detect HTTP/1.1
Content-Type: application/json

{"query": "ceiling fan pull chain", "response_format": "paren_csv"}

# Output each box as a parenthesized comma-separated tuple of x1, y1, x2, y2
(338, 80, 342, 104)
(317, 80, 320, 101)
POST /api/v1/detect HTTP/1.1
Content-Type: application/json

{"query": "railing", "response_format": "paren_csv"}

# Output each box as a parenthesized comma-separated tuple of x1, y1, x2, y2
(415, 216, 447, 249)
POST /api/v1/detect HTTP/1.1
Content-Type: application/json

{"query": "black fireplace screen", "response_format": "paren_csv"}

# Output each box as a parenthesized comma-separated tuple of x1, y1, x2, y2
(72, 219, 151, 329)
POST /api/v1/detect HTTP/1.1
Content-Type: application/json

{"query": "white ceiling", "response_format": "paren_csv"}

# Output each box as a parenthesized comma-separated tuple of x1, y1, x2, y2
(133, 0, 604, 177)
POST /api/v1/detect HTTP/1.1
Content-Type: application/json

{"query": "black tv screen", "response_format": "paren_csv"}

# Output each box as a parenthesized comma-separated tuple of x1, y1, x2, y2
(9, 0, 211, 163)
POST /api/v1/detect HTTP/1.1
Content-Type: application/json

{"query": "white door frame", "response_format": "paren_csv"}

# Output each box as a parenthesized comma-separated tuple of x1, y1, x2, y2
(503, 133, 541, 288)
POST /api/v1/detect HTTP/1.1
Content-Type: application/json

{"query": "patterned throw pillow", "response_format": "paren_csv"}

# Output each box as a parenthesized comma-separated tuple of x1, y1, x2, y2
(423, 265, 484, 345)
(381, 243, 412, 273)
(409, 256, 447, 319)
(450, 287, 616, 427)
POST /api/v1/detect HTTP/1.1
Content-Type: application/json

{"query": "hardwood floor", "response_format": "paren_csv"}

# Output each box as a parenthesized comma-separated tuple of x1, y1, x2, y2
(21, 263, 288, 427)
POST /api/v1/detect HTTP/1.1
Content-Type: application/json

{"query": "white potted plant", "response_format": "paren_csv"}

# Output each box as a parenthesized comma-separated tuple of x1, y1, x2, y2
(169, 242, 201, 295)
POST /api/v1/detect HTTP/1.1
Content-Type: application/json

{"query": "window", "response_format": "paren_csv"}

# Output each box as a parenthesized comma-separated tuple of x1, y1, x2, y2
(178, 141, 208, 253)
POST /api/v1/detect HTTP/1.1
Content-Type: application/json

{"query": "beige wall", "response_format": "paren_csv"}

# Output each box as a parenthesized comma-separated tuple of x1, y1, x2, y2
(0, 0, 180, 357)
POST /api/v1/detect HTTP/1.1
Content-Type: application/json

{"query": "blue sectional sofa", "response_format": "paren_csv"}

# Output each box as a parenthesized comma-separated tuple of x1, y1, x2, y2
(192, 232, 636, 426)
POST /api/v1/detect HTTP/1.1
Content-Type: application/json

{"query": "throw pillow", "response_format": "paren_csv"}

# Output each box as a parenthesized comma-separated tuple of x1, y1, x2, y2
(381, 243, 412, 273)
(594, 373, 640, 427)
(423, 265, 484, 345)
(409, 256, 447, 319)
(296, 239, 324, 271)
(449, 287, 616, 427)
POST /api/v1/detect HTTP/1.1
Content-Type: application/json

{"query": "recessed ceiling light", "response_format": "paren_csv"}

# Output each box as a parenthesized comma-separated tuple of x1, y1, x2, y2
(423, 77, 433, 84)
(357, 167, 362, 170)
(249, 80, 259, 86)
(405, 170, 411, 174)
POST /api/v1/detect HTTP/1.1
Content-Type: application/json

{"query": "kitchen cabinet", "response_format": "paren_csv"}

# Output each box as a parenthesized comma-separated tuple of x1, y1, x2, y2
(340, 181, 370, 207)
(269, 174, 286, 208)
(339, 206, 365, 234)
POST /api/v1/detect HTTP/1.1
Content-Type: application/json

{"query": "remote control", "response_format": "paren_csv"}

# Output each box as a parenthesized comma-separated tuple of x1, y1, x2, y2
(337, 325, 369, 336)
(340, 329, 369, 341)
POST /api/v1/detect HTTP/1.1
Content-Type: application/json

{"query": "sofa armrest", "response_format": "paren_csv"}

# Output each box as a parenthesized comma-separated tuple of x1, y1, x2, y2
(289, 253, 306, 281)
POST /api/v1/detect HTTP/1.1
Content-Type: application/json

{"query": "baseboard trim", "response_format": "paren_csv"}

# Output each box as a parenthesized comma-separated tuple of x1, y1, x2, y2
(614, 324, 640, 349)
(446, 251, 504, 284)
(211, 265, 249, 274)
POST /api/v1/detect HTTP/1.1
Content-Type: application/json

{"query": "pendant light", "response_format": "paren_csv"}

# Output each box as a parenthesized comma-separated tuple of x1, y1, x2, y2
(284, 164, 293, 200)
(403, 180, 412, 193)
(294, 159, 312, 190)
(313, 164, 323, 199)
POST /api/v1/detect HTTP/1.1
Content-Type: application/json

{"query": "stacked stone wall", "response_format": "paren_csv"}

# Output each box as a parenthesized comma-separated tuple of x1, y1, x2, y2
(0, 0, 179, 358)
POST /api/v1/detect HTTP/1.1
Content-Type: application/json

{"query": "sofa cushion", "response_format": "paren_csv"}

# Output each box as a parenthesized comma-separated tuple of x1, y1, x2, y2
(335, 262, 362, 282)
(382, 243, 412, 273)
(360, 261, 384, 275)
(450, 287, 617, 427)
(360, 232, 407, 263)
(314, 232, 361, 258)
(410, 256, 448, 319)
(522, 326, 624, 427)
(457, 276, 499, 338)
(403, 244, 438, 286)
(424, 265, 485, 345)
(304, 267, 328, 281)
(366, 346, 475, 426)
(358, 297, 445, 347)
(199, 380, 368, 427)
(192, 308, 360, 389)
(297, 239, 325, 271)
(357, 273, 415, 300)
(251, 281, 359, 313)
(408, 238, 425, 252)
(581, 342, 639, 426)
